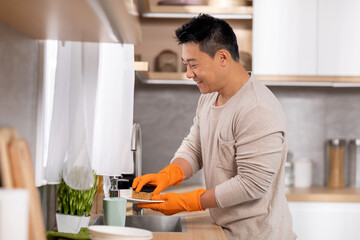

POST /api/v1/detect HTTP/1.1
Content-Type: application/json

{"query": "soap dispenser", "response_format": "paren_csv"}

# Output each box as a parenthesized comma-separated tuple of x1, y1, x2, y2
(109, 177, 119, 197)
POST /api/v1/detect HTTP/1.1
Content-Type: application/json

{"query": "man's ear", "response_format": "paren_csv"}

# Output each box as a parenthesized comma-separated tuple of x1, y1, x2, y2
(216, 49, 230, 67)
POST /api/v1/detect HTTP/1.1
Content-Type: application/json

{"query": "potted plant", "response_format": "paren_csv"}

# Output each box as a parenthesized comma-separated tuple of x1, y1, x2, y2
(56, 172, 100, 234)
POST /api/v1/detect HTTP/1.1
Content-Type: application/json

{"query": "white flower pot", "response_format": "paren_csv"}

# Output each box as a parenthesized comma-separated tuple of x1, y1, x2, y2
(56, 213, 90, 234)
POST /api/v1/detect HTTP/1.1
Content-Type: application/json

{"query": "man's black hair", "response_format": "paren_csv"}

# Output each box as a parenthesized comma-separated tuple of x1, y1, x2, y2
(175, 14, 240, 62)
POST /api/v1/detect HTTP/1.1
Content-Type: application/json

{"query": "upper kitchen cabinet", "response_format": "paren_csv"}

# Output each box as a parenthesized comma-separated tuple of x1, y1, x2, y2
(0, 0, 141, 43)
(318, 0, 360, 76)
(253, 0, 317, 76)
(253, 0, 360, 83)
(137, 0, 253, 19)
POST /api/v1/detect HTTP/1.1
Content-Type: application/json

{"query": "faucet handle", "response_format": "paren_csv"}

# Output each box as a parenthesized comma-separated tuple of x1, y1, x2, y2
(132, 203, 144, 215)
(131, 123, 142, 178)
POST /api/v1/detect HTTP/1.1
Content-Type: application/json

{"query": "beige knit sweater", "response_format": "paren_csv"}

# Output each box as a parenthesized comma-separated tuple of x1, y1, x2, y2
(173, 73, 296, 239)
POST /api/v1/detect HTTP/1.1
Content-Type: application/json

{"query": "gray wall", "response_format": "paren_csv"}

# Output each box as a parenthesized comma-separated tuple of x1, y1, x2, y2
(0, 20, 38, 160)
(133, 82, 205, 185)
(0, 20, 57, 230)
(134, 82, 360, 186)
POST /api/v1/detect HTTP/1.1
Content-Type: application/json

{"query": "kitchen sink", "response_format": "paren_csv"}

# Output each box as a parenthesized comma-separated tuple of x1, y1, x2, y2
(90, 215, 187, 233)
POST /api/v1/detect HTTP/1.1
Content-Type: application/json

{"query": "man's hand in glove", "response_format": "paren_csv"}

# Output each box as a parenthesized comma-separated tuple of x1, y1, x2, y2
(138, 189, 207, 216)
(132, 164, 184, 196)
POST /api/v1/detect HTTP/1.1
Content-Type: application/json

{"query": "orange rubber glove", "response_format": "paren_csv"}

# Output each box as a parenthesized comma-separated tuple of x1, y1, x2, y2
(132, 164, 184, 196)
(138, 189, 206, 216)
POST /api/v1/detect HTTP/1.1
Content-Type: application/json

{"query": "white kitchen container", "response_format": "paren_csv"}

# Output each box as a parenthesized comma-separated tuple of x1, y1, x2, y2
(294, 158, 313, 187)
(349, 139, 360, 187)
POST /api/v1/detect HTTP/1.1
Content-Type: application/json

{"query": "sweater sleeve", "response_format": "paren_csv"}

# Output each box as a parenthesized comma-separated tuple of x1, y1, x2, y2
(215, 106, 286, 208)
(171, 97, 204, 176)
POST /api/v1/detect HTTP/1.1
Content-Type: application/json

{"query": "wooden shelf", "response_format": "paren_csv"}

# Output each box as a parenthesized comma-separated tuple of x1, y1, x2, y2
(136, 72, 194, 85)
(259, 75, 360, 87)
(136, 72, 360, 87)
(286, 187, 360, 202)
(0, 0, 141, 43)
(258, 75, 360, 83)
(134, 61, 149, 72)
(138, 1, 253, 19)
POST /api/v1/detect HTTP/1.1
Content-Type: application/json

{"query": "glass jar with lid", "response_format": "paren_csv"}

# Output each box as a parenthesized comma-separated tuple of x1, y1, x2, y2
(325, 139, 347, 188)
(349, 139, 360, 188)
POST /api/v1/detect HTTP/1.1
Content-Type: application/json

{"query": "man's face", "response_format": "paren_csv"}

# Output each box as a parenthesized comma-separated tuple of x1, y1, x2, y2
(181, 42, 222, 94)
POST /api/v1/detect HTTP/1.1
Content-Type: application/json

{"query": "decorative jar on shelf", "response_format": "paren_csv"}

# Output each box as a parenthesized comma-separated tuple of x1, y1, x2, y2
(325, 139, 346, 188)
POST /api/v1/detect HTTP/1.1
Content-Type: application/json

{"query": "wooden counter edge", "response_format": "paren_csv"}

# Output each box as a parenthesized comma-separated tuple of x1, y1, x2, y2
(151, 210, 227, 240)
(286, 186, 360, 202)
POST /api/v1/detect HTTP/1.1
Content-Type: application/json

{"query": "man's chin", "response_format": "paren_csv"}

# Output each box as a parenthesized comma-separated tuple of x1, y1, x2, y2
(197, 87, 212, 95)
(197, 87, 206, 94)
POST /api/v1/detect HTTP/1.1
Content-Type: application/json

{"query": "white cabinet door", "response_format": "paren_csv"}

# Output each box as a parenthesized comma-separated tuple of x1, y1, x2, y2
(318, 0, 360, 76)
(289, 202, 360, 240)
(253, 0, 317, 75)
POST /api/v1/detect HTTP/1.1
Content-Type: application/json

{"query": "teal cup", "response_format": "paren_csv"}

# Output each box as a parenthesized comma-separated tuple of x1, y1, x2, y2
(103, 197, 127, 226)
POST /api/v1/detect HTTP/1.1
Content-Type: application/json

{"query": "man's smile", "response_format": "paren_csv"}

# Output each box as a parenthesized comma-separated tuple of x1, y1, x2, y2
(195, 80, 203, 86)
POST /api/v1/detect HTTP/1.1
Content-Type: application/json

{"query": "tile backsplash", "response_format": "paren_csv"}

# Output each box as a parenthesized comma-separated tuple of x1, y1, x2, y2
(0, 20, 38, 163)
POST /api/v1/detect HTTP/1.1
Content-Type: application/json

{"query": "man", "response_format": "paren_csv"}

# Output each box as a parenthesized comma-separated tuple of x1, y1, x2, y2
(133, 14, 296, 239)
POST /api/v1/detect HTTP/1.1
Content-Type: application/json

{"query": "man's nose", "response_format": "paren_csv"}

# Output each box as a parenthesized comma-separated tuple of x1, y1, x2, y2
(185, 67, 195, 79)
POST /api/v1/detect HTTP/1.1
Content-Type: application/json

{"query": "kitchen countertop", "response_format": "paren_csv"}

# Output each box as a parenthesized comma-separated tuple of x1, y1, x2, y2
(91, 184, 360, 240)
(126, 184, 227, 240)
(286, 186, 360, 202)
(138, 209, 227, 240)
(92, 185, 227, 240)
(92, 202, 226, 240)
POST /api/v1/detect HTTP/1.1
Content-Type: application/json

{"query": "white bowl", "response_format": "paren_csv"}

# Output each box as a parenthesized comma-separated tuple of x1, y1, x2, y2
(91, 236, 153, 240)
(88, 225, 152, 239)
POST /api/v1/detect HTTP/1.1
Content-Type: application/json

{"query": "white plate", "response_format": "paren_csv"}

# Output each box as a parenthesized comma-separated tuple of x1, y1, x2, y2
(91, 233, 153, 240)
(123, 196, 164, 203)
(119, 189, 132, 198)
(91, 235, 153, 240)
(88, 226, 152, 238)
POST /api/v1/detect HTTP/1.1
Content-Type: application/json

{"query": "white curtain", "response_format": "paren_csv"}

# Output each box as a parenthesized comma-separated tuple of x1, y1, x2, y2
(42, 41, 134, 186)
(92, 43, 134, 176)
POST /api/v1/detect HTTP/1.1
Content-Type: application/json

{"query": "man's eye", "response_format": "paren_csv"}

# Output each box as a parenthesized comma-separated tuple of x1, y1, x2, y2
(191, 65, 197, 69)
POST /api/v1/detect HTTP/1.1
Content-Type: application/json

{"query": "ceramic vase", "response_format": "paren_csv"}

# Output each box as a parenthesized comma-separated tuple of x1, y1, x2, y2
(56, 213, 90, 234)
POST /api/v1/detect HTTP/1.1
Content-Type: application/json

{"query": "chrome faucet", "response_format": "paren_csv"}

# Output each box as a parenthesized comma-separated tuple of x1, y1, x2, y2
(131, 123, 142, 179)
(131, 123, 143, 215)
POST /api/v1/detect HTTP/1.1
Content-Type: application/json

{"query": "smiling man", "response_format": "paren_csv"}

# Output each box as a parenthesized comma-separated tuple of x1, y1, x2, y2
(133, 14, 296, 239)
